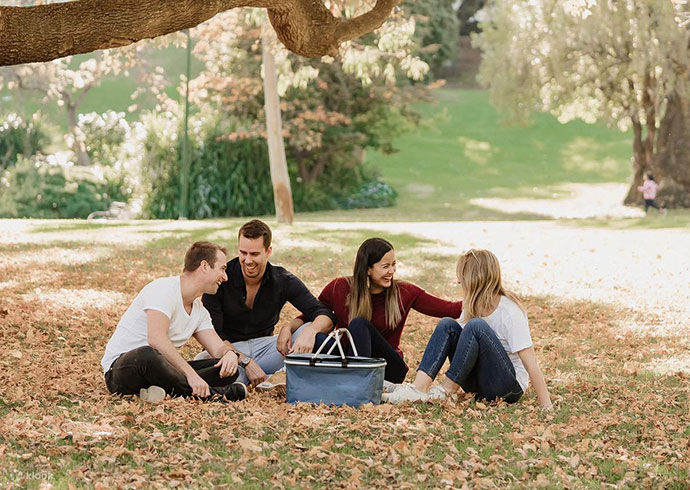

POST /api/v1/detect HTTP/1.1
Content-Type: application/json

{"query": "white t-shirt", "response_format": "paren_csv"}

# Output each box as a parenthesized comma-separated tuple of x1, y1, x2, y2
(101, 276, 214, 372)
(459, 295, 533, 391)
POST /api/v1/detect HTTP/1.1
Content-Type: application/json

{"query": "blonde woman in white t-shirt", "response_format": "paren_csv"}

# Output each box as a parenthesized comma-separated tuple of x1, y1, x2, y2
(383, 249, 552, 409)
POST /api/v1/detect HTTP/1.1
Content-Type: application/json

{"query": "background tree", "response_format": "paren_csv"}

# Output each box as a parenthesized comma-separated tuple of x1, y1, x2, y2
(475, 0, 690, 207)
(457, 0, 485, 36)
(403, 0, 460, 78)
(0, 49, 138, 166)
(133, 6, 429, 219)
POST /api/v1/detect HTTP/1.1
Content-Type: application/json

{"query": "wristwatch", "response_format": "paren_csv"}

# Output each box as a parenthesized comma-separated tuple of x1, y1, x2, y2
(239, 355, 252, 368)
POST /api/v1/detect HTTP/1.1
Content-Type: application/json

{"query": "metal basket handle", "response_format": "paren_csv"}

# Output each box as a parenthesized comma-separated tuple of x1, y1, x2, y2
(310, 328, 359, 367)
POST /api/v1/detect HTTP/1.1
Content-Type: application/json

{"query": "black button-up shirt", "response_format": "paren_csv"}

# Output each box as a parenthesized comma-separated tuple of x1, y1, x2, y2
(202, 258, 335, 343)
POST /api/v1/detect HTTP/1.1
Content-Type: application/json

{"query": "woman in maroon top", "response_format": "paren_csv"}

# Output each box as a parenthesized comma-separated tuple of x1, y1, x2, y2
(301, 237, 462, 383)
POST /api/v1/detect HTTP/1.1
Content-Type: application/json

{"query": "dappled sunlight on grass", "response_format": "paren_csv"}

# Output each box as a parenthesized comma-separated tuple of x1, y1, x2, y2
(647, 354, 690, 376)
(457, 136, 496, 165)
(20, 288, 128, 313)
(0, 246, 111, 268)
(360, 88, 633, 221)
(469, 183, 644, 219)
(561, 137, 628, 178)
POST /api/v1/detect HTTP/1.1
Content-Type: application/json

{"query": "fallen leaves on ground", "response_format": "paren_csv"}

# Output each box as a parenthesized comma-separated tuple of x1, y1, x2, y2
(0, 222, 688, 488)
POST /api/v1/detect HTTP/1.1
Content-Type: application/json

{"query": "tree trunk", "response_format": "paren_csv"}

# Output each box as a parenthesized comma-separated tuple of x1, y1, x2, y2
(262, 23, 294, 224)
(623, 118, 650, 205)
(654, 92, 690, 208)
(624, 92, 690, 208)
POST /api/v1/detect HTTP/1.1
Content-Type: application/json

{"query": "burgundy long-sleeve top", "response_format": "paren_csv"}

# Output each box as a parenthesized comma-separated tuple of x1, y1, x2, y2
(314, 277, 462, 359)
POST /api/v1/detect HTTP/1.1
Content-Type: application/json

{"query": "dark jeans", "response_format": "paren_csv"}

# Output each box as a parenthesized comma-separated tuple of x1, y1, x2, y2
(644, 199, 660, 212)
(418, 317, 523, 403)
(104, 345, 238, 397)
(313, 316, 409, 383)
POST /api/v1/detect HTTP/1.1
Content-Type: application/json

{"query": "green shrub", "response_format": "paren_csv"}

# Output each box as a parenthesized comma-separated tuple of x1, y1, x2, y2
(139, 111, 396, 218)
(339, 181, 398, 209)
(0, 155, 128, 218)
(0, 113, 47, 173)
(140, 114, 275, 219)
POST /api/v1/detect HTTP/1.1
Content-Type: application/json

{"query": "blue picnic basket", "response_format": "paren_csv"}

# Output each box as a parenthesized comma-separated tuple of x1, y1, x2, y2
(285, 329, 387, 407)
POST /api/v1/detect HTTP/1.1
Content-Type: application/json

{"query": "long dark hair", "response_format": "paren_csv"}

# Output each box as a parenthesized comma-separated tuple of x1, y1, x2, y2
(347, 238, 402, 329)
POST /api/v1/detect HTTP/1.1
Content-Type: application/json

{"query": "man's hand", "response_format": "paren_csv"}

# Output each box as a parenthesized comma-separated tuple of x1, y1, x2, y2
(186, 372, 211, 398)
(289, 330, 316, 354)
(276, 326, 293, 356)
(214, 350, 238, 378)
(244, 359, 267, 387)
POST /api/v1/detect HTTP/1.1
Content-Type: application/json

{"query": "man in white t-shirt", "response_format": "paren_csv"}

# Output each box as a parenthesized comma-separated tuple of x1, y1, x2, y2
(101, 241, 247, 402)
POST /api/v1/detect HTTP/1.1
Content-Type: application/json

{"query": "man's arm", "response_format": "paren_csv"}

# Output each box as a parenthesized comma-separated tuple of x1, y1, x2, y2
(285, 273, 337, 326)
(279, 275, 336, 354)
(276, 317, 305, 356)
(146, 310, 210, 397)
(289, 314, 333, 354)
(193, 329, 239, 378)
(517, 346, 552, 410)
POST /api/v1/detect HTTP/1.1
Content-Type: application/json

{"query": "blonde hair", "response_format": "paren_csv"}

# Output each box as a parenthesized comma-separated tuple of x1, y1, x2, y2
(347, 238, 402, 330)
(456, 249, 525, 321)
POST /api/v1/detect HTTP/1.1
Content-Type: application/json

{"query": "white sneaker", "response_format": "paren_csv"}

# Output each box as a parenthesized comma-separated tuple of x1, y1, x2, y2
(382, 383, 434, 404)
(256, 370, 287, 395)
(139, 385, 166, 403)
(428, 384, 454, 401)
(383, 380, 399, 393)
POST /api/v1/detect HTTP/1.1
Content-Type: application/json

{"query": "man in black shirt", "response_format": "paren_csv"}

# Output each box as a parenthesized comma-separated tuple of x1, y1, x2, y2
(200, 219, 335, 387)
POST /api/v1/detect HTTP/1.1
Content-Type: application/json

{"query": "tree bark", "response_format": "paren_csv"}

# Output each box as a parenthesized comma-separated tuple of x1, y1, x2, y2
(0, 0, 400, 66)
(654, 92, 690, 208)
(262, 24, 294, 224)
(624, 92, 690, 208)
(623, 118, 648, 205)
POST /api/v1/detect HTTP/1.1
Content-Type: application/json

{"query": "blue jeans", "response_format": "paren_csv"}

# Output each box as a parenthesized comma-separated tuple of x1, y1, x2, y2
(418, 317, 523, 403)
(195, 325, 309, 384)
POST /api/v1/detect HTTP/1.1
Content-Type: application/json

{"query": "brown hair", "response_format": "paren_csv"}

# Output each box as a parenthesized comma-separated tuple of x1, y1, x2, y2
(184, 241, 227, 272)
(238, 219, 272, 249)
(347, 238, 402, 330)
(456, 249, 525, 321)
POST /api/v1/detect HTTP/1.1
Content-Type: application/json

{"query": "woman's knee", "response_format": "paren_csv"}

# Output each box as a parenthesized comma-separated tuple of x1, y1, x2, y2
(348, 316, 372, 333)
(435, 317, 461, 335)
(464, 318, 491, 334)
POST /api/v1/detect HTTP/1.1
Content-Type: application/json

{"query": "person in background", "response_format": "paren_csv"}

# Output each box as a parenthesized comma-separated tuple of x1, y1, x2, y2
(637, 172, 666, 214)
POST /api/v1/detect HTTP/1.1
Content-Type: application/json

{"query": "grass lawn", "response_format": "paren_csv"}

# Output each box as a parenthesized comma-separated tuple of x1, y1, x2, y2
(0, 220, 687, 488)
(301, 89, 634, 222)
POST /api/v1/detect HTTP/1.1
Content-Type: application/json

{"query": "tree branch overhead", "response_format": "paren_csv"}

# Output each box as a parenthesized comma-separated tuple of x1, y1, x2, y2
(0, 0, 400, 66)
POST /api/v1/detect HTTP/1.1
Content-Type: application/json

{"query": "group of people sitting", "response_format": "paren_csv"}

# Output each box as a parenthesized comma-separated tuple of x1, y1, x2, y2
(101, 219, 552, 409)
